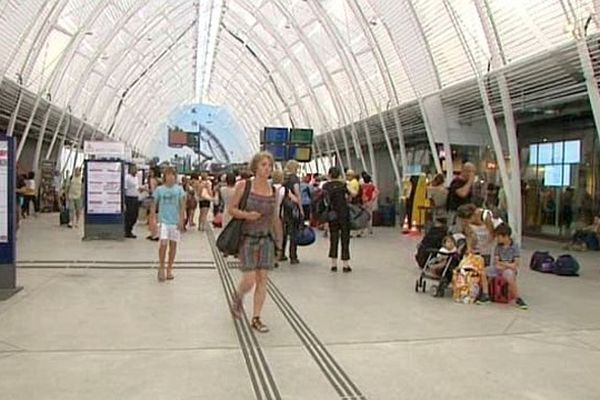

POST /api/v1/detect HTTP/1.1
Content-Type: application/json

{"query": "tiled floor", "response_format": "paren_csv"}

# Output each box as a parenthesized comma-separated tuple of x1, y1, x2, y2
(1, 213, 599, 399)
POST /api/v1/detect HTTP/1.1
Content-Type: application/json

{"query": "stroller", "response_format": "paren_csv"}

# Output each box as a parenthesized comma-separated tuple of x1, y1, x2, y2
(415, 232, 467, 297)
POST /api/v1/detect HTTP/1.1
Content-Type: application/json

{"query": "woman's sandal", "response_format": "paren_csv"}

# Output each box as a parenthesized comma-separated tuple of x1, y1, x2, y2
(251, 316, 269, 333)
(230, 293, 243, 319)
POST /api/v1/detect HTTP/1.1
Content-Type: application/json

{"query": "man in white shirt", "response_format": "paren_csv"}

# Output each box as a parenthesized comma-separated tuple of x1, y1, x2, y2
(124, 164, 141, 238)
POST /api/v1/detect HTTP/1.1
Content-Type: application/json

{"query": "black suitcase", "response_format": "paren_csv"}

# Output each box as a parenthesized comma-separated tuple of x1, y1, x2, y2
(372, 210, 384, 227)
(59, 209, 70, 225)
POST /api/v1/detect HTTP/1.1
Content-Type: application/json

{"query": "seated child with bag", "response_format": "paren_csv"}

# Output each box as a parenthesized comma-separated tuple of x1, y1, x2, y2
(487, 223, 528, 310)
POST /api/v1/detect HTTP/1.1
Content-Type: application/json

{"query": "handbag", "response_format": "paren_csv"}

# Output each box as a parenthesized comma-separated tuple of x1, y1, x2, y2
(216, 181, 252, 256)
(212, 212, 223, 228)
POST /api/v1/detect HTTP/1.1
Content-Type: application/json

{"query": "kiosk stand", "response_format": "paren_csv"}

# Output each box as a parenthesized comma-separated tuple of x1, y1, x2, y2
(0, 136, 23, 300)
(83, 159, 125, 241)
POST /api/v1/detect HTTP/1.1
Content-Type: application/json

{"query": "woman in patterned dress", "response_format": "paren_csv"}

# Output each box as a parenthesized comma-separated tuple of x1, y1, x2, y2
(229, 152, 283, 333)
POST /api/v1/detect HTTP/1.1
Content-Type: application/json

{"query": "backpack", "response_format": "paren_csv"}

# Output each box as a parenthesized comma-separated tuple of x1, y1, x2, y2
(488, 276, 515, 303)
(530, 251, 555, 273)
(552, 254, 580, 276)
(452, 254, 484, 304)
(348, 204, 370, 230)
(280, 186, 301, 222)
(312, 188, 337, 223)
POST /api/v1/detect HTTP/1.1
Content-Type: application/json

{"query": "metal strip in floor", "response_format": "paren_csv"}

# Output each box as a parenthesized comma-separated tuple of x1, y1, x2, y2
(207, 229, 282, 400)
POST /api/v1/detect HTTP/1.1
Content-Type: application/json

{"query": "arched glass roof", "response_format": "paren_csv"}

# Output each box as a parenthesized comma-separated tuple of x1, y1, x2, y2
(0, 0, 597, 157)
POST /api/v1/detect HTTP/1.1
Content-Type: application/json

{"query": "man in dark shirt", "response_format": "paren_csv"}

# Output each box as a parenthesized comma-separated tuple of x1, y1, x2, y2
(323, 166, 352, 273)
(447, 162, 476, 224)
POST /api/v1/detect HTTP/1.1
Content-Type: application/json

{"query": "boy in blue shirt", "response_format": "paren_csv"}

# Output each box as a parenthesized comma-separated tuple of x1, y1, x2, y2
(490, 223, 528, 309)
(150, 167, 186, 282)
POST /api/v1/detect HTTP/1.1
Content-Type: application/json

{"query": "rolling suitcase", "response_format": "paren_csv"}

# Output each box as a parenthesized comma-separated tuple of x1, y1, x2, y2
(59, 208, 70, 225)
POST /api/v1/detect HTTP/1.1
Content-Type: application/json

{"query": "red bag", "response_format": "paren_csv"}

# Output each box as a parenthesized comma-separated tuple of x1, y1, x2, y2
(212, 213, 223, 228)
(488, 276, 515, 303)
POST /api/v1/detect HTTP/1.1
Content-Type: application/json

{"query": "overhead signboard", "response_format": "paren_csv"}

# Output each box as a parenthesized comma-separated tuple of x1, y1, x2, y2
(289, 128, 313, 145)
(262, 127, 289, 144)
(168, 128, 189, 148)
(287, 145, 312, 162)
(264, 144, 287, 161)
(84, 141, 126, 159)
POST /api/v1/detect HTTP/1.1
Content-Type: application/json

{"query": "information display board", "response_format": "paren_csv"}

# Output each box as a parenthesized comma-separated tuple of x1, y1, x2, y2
(0, 141, 7, 243)
(260, 126, 314, 162)
(289, 128, 313, 144)
(262, 127, 289, 143)
(86, 161, 123, 214)
(168, 128, 189, 148)
(287, 146, 312, 162)
(265, 144, 287, 161)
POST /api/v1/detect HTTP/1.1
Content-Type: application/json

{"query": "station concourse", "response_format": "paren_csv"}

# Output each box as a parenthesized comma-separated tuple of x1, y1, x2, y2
(1, 214, 599, 399)
(1, 1, 600, 399)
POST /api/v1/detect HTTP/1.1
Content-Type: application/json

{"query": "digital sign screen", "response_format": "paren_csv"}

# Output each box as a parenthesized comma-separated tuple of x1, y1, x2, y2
(168, 129, 188, 148)
(289, 128, 313, 145)
(262, 127, 289, 144)
(264, 144, 287, 161)
(287, 146, 312, 162)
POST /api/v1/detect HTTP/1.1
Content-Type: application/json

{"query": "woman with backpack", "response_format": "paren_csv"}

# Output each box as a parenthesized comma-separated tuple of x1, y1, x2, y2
(300, 175, 313, 222)
(279, 160, 303, 264)
(323, 167, 353, 273)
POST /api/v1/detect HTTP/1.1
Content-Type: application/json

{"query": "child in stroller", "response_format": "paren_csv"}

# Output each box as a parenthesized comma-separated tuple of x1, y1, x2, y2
(415, 232, 466, 297)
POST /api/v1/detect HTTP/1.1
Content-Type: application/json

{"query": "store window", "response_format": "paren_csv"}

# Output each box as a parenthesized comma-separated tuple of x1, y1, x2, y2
(523, 138, 597, 237)
(529, 140, 580, 187)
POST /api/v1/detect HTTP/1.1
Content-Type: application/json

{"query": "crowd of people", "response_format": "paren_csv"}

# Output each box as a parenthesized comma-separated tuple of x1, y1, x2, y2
(113, 152, 380, 332)
(18, 153, 599, 330)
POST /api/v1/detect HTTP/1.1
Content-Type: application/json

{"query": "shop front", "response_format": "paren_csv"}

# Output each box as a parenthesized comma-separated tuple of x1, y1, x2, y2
(520, 117, 600, 239)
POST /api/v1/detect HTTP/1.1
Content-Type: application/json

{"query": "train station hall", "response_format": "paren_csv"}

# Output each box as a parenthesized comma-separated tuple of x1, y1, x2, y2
(1, 1, 600, 399)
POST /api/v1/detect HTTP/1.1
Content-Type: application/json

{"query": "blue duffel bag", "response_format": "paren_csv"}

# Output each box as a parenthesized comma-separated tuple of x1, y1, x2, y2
(296, 224, 316, 246)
